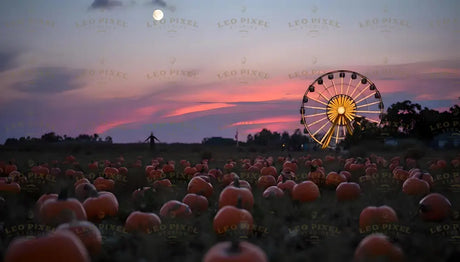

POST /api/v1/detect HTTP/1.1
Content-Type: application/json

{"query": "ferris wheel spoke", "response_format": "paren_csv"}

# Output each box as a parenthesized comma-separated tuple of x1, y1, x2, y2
(330, 80, 338, 96)
(355, 110, 381, 114)
(349, 82, 362, 97)
(345, 78, 352, 95)
(356, 100, 381, 108)
(353, 84, 370, 101)
(318, 91, 331, 103)
(340, 77, 343, 94)
(321, 121, 337, 149)
(355, 92, 378, 104)
(311, 121, 330, 137)
(309, 95, 329, 106)
(355, 115, 380, 123)
(305, 112, 327, 118)
(305, 105, 327, 110)
(335, 125, 341, 144)
(308, 116, 328, 127)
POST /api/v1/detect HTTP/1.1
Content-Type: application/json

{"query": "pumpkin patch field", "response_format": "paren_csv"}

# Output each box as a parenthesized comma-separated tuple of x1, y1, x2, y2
(0, 143, 459, 261)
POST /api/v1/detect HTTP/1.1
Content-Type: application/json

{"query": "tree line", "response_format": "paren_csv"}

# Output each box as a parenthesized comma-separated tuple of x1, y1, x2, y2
(3, 132, 113, 146)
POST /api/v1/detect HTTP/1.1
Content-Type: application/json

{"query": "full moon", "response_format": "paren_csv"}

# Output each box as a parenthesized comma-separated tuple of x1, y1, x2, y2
(153, 9, 164, 21)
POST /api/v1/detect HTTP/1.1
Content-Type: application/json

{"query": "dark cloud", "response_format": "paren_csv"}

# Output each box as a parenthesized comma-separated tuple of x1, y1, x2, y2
(152, 0, 167, 7)
(13, 67, 84, 94)
(0, 51, 18, 73)
(90, 0, 122, 9)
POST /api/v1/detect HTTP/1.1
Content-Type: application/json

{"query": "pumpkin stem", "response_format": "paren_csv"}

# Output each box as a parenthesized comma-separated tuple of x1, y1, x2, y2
(227, 239, 241, 254)
(233, 177, 240, 188)
(236, 195, 243, 209)
(58, 188, 68, 200)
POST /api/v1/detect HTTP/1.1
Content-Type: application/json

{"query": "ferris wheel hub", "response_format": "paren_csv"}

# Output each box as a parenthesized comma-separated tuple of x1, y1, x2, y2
(337, 106, 345, 115)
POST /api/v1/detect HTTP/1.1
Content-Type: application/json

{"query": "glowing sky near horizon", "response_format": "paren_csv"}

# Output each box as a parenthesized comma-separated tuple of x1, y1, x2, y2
(0, 0, 459, 143)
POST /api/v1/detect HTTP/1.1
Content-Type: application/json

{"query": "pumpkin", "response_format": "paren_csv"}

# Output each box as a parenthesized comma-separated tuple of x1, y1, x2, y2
(229, 179, 252, 191)
(75, 183, 97, 202)
(354, 233, 404, 262)
(56, 220, 102, 256)
(419, 193, 451, 221)
(213, 204, 253, 235)
(262, 186, 284, 198)
(148, 168, 165, 180)
(260, 166, 277, 177)
(359, 206, 398, 230)
(282, 161, 298, 173)
(39, 190, 87, 226)
(159, 200, 192, 219)
(257, 175, 277, 190)
(402, 177, 430, 195)
(188, 176, 213, 198)
(203, 240, 268, 262)
(184, 166, 198, 178)
(277, 179, 296, 195)
(308, 167, 326, 186)
(393, 168, 409, 182)
(162, 163, 175, 173)
(4, 230, 90, 262)
(291, 181, 320, 202)
(93, 177, 115, 192)
(0, 179, 21, 194)
(83, 190, 118, 222)
(219, 179, 254, 211)
(325, 171, 347, 188)
(88, 161, 99, 171)
(118, 166, 128, 175)
(153, 178, 173, 190)
(182, 193, 209, 214)
(221, 172, 239, 186)
(125, 211, 161, 234)
(336, 182, 361, 201)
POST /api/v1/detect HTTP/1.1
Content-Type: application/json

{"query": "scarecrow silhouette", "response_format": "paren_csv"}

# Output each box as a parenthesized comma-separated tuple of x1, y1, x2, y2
(145, 132, 160, 151)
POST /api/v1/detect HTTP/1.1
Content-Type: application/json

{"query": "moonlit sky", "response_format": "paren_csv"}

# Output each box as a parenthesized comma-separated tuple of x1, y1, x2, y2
(0, 0, 459, 143)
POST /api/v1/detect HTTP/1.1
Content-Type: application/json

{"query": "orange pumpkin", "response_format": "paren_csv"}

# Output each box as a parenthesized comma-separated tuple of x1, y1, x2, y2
(213, 204, 253, 235)
(291, 181, 320, 202)
(260, 166, 277, 177)
(354, 233, 404, 262)
(336, 182, 361, 201)
(325, 171, 347, 187)
(83, 191, 118, 222)
(221, 172, 239, 186)
(93, 177, 115, 192)
(203, 240, 268, 262)
(419, 193, 451, 221)
(159, 200, 192, 219)
(262, 186, 284, 198)
(39, 191, 87, 226)
(0, 179, 21, 194)
(125, 211, 161, 234)
(4, 230, 90, 262)
(188, 176, 213, 198)
(359, 206, 398, 230)
(277, 179, 296, 194)
(307, 167, 326, 186)
(182, 193, 209, 214)
(56, 220, 102, 256)
(402, 177, 429, 195)
(257, 175, 277, 190)
(218, 179, 254, 211)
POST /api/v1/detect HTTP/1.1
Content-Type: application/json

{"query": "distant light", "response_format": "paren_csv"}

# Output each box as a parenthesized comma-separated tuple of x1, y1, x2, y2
(153, 9, 164, 21)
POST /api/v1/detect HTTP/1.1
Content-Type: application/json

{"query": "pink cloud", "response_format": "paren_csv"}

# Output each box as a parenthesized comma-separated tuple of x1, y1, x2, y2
(95, 119, 138, 134)
(164, 103, 236, 117)
(229, 115, 299, 127)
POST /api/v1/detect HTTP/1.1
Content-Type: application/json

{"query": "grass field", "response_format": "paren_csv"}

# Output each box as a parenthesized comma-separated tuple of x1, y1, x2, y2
(0, 142, 459, 261)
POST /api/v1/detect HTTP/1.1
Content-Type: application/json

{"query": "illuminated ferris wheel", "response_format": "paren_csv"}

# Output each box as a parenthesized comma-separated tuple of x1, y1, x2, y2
(300, 70, 384, 149)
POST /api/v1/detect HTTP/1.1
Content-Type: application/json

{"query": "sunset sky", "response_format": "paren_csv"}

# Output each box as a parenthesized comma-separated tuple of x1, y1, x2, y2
(0, 0, 459, 143)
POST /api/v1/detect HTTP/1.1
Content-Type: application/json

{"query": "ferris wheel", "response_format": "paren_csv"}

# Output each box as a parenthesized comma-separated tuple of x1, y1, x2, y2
(300, 70, 384, 149)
